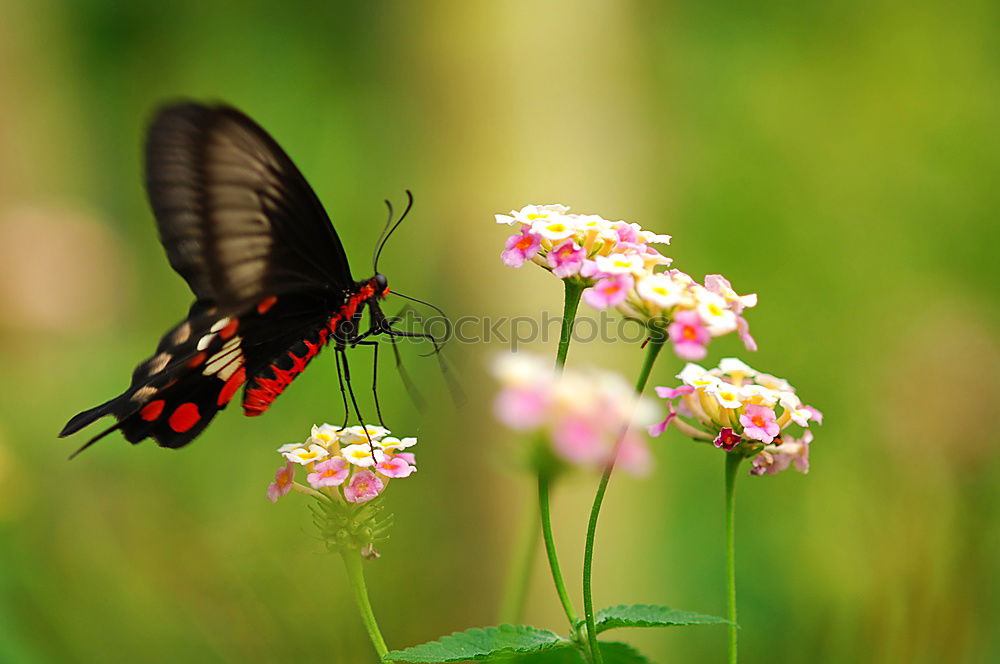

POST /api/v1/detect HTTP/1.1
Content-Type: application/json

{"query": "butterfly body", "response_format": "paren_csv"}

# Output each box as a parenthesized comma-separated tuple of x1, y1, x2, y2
(60, 103, 402, 452)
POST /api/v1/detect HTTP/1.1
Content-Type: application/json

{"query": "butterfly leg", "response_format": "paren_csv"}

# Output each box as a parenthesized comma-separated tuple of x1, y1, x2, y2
(334, 345, 350, 429)
(352, 339, 386, 427)
(337, 347, 377, 457)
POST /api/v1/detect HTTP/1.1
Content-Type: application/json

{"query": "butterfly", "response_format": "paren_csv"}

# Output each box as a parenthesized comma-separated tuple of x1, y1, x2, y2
(60, 102, 439, 455)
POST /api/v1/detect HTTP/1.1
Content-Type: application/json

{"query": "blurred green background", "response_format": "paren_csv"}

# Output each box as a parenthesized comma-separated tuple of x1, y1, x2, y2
(1, 1, 998, 662)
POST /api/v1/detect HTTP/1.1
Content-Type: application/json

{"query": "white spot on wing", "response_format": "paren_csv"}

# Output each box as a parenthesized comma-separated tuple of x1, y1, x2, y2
(210, 317, 232, 333)
(203, 335, 243, 380)
(148, 352, 171, 375)
(131, 385, 158, 401)
(197, 333, 217, 351)
(172, 321, 191, 344)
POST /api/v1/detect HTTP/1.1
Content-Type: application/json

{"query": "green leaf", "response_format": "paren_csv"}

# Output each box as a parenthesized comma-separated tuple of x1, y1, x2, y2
(491, 642, 649, 664)
(491, 645, 582, 663)
(597, 642, 653, 664)
(384, 625, 566, 662)
(595, 604, 729, 633)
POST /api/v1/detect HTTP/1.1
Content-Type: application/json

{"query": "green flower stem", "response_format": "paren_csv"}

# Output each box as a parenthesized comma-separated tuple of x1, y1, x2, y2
(539, 465, 580, 627)
(498, 494, 541, 624)
(509, 279, 585, 630)
(724, 452, 742, 664)
(340, 550, 389, 659)
(555, 279, 585, 371)
(582, 334, 665, 664)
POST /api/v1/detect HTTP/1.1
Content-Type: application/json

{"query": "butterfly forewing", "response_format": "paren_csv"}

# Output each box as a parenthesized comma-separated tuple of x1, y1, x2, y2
(146, 104, 354, 307)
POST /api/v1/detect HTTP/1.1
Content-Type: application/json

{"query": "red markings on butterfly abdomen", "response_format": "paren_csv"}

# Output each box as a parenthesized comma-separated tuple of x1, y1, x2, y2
(168, 403, 201, 433)
(243, 327, 330, 416)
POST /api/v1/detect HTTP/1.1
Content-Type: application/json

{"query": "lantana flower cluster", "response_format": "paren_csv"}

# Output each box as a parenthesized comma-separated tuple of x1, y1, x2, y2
(267, 424, 417, 504)
(490, 352, 659, 476)
(648, 359, 823, 476)
(496, 204, 757, 360)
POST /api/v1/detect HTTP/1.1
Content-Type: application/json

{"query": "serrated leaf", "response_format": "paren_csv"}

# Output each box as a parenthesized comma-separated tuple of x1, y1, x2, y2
(384, 625, 566, 662)
(491, 645, 582, 663)
(595, 604, 729, 633)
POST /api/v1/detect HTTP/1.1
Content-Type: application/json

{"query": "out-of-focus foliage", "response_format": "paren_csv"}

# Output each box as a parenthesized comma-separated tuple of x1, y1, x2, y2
(0, 1, 997, 662)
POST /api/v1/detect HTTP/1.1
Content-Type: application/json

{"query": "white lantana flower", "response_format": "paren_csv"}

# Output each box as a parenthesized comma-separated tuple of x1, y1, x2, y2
(595, 253, 645, 275)
(636, 273, 683, 309)
(308, 423, 344, 447)
(696, 291, 739, 335)
(283, 444, 329, 465)
(340, 425, 391, 444)
(379, 436, 417, 451)
(341, 444, 387, 467)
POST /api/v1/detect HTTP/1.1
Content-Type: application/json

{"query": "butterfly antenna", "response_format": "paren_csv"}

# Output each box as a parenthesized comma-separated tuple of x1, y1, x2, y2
(372, 199, 395, 272)
(373, 190, 413, 272)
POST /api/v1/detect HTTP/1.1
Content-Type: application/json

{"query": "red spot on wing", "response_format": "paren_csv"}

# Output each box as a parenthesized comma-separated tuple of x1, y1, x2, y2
(187, 352, 207, 368)
(257, 296, 278, 314)
(169, 403, 201, 433)
(219, 318, 240, 340)
(218, 367, 247, 406)
(140, 400, 165, 421)
(243, 328, 330, 417)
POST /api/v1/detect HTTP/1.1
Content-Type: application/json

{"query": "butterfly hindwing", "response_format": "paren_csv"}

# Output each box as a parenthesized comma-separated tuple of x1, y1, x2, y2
(60, 303, 251, 450)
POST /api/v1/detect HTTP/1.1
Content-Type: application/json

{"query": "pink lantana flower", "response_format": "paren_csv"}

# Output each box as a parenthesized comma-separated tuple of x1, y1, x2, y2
(583, 273, 634, 309)
(655, 385, 695, 399)
(375, 456, 417, 479)
(501, 226, 541, 267)
(739, 404, 780, 444)
(306, 457, 350, 488)
(647, 410, 676, 437)
(649, 360, 820, 476)
(737, 316, 757, 351)
(704, 274, 757, 314)
(751, 431, 812, 476)
(267, 463, 295, 503)
(392, 452, 416, 465)
(617, 433, 653, 476)
(494, 385, 549, 430)
(491, 352, 659, 477)
(803, 405, 824, 425)
(547, 239, 586, 278)
(667, 310, 710, 360)
(344, 470, 384, 504)
(552, 416, 605, 465)
(713, 428, 741, 451)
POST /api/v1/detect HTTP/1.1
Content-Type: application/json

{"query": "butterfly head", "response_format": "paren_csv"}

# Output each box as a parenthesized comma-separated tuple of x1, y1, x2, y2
(372, 272, 389, 298)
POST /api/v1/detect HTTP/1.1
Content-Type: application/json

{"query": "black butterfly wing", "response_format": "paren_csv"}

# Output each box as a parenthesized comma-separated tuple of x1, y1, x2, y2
(60, 297, 333, 452)
(61, 103, 356, 452)
(146, 102, 354, 305)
